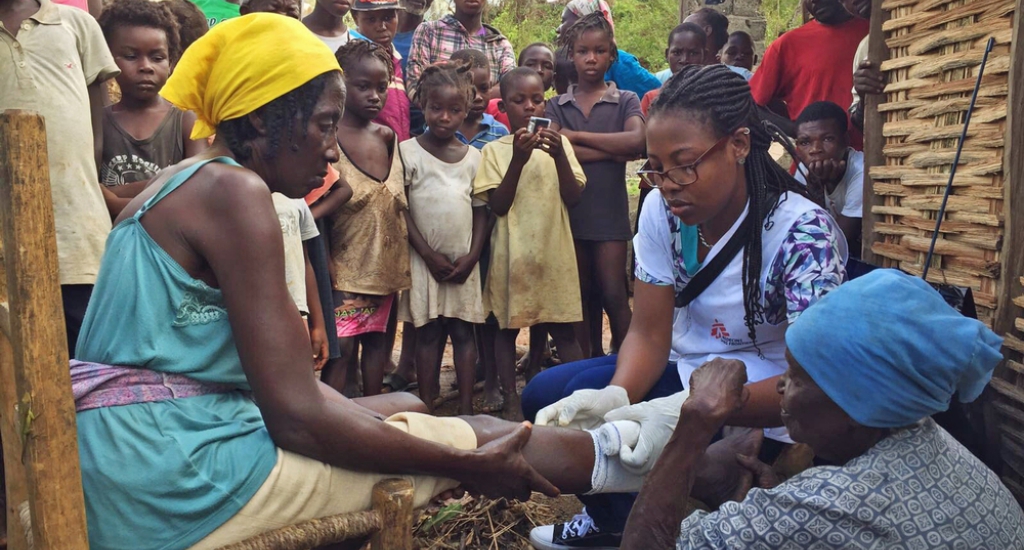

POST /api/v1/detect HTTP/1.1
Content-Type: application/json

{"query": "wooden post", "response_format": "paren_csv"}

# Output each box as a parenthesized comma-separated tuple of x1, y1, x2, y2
(370, 479, 414, 550)
(0, 110, 89, 550)
(991, 0, 1024, 480)
(995, 0, 1024, 340)
(0, 204, 30, 550)
(859, 0, 890, 264)
(1, 335, 31, 550)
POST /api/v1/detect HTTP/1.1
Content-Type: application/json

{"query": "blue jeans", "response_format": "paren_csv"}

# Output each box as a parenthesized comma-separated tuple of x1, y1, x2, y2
(521, 355, 683, 533)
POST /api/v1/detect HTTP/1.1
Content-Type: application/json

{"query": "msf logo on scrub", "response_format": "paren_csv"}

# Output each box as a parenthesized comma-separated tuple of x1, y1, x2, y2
(711, 319, 746, 346)
(711, 320, 730, 339)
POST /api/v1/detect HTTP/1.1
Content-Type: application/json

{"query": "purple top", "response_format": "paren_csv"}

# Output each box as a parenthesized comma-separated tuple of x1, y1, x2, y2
(546, 83, 643, 241)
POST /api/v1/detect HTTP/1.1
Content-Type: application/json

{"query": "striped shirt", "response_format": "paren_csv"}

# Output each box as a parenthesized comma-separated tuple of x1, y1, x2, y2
(405, 15, 515, 99)
(455, 114, 510, 150)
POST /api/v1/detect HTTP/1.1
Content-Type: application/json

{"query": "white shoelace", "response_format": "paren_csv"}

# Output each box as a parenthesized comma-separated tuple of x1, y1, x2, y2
(560, 513, 600, 539)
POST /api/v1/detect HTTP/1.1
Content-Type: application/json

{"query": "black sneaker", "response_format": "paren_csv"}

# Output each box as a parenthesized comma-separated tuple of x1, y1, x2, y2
(529, 513, 622, 549)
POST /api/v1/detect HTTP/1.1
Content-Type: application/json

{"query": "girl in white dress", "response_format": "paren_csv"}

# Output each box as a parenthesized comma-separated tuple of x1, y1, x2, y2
(400, 61, 487, 415)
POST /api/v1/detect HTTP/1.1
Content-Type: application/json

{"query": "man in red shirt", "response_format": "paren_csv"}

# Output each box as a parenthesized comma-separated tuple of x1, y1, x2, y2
(750, 0, 869, 148)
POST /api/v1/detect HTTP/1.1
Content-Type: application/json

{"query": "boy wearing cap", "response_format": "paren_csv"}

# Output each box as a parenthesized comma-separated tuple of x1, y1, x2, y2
(351, 0, 411, 141)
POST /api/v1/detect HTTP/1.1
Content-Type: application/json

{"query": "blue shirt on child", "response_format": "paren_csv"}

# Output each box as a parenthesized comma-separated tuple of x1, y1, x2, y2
(454, 114, 510, 150)
(605, 49, 662, 98)
(393, 30, 415, 74)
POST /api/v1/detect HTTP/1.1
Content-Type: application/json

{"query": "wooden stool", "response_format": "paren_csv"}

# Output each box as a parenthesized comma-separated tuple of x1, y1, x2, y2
(219, 478, 414, 550)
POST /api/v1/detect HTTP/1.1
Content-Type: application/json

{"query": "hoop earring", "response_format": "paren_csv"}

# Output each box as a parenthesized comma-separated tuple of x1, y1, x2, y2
(738, 157, 746, 165)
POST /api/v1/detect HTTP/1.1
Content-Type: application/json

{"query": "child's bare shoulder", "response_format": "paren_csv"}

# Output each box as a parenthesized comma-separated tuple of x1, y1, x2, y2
(369, 121, 396, 145)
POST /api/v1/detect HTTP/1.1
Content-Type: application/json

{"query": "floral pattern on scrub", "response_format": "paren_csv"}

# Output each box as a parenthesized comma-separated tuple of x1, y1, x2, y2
(635, 204, 845, 325)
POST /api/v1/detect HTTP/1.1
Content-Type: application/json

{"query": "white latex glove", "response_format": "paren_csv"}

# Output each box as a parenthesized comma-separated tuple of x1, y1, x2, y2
(534, 386, 630, 430)
(603, 389, 690, 475)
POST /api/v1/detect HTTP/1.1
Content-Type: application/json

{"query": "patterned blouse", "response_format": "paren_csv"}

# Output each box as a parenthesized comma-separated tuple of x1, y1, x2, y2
(677, 419, 1024, 549)
(636, 199, 846, 325)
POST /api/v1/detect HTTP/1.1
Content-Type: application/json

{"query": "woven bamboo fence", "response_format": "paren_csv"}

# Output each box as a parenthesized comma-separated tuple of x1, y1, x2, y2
(868, 0, 1015, 328)
(990, 281, 1024, 500)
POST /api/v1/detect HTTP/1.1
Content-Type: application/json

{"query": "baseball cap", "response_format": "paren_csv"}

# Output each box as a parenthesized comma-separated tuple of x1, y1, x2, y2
(351, 0, 403, 10)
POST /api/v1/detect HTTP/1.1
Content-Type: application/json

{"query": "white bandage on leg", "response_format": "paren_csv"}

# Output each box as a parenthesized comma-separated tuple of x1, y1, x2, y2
(585, 421, 645, 495)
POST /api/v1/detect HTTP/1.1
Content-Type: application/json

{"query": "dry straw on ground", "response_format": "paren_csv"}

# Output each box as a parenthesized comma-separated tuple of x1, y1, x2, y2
(412, 495, 570, 550)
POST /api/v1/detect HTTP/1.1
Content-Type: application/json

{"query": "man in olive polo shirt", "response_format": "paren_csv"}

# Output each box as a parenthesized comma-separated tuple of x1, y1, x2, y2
(1, 0, 120, 354)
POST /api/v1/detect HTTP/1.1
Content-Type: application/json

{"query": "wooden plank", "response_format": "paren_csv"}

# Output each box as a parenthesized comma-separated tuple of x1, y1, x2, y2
(1006, 334, 1024, 355)
(993, 399, 1024, 428)
(861, 0, 889, 264)
(0, 336, 29, 550)
(1003, 359, 1024, 376)
(0, 111, 88, 550)
(995, 1, 1024, 346)
(991, 0, 1024, 485)
(991, 377, 1024, 406)
(0, 134, 29, 550)
(0, 302, 8, 340)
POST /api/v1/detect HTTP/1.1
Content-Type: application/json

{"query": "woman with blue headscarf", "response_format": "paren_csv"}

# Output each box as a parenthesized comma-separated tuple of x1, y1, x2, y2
(620, 269, 1024, 549)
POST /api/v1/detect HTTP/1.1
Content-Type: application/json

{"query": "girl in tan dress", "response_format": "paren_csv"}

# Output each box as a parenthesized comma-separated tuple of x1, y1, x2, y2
(400, 62, 487, 415)
(321, 41, 410, 397)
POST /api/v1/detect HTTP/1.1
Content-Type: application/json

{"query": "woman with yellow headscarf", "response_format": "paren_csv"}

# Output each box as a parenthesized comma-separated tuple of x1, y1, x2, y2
(69, 13, 623, 549)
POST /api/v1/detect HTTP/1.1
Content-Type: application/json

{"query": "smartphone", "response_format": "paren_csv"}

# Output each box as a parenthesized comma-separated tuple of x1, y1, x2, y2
(528, 116, 551, 134)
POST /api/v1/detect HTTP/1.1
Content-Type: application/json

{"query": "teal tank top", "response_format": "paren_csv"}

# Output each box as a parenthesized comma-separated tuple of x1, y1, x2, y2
(75, 158, 277, 550)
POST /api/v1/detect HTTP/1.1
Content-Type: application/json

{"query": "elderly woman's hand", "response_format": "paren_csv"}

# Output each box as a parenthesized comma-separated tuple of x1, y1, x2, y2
(457, 422, 560, 502)
(735, 453, 781, 491)
(685, 358, 750, 420)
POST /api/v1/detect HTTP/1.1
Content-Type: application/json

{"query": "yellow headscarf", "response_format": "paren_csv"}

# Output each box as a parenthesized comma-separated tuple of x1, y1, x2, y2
(161, 13, 342, 139)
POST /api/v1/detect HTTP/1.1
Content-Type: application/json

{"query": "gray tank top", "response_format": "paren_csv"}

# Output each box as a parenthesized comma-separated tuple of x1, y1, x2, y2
(100, 107, 185, 186)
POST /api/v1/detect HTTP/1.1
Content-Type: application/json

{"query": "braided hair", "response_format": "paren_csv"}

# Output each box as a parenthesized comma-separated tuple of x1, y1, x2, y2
(217, 72, 334, 161)
(650, 64, 810, 348)
(558, 12, 618, 65)
(411, 60, 475, 109)
(335, 39, 394, 83)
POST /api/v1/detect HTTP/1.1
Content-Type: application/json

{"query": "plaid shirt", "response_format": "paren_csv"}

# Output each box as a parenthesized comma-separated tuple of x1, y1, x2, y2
(405, 15, 515, 98)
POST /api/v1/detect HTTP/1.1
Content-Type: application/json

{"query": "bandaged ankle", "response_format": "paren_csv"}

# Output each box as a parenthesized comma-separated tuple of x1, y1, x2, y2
(585, 421, 644, 495)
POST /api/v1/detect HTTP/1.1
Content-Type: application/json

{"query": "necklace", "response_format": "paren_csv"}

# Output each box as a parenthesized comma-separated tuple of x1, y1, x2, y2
(697, 225, 714, 249)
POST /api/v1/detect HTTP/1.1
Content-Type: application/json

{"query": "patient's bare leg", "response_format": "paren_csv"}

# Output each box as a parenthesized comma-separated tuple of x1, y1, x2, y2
(460, 415, 596, 495)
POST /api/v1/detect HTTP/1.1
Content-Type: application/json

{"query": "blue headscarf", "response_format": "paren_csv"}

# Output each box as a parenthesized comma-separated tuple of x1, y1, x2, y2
(786, 269, 1003, 428)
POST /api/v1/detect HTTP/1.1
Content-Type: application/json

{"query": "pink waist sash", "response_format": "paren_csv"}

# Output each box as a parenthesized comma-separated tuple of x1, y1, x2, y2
(70, 360, 237, 412)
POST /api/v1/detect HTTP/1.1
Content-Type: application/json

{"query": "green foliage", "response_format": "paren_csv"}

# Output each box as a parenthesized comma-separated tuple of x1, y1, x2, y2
(760, 0, 803, 45)
(420, 502, 464, 531)
(484, 0, 679, 72)
(485, 1, 561, 54)
(606, 0, 678, 71)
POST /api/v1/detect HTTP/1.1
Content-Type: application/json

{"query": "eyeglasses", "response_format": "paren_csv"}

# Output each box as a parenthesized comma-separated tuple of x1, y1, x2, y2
(636, 135, 732, 189)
